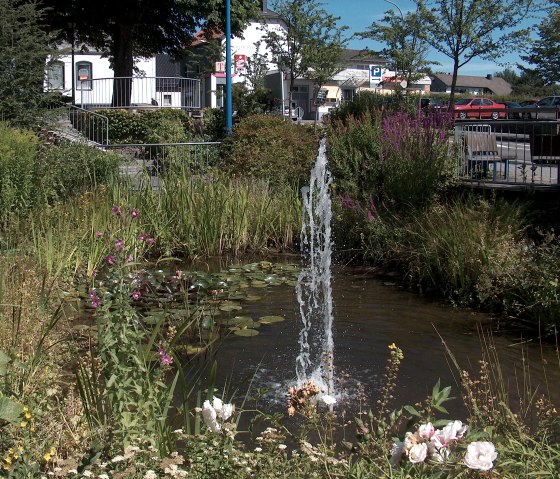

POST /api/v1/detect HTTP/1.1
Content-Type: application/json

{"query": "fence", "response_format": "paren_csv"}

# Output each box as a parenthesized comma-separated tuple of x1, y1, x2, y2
(105, 142, 222, 179)
(77, 76, 202, 111)
(454, 119, 560, 187)
(46, 104, 109, 145)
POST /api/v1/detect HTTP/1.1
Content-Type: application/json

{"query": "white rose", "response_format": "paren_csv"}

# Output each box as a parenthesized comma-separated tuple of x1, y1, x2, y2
(408, 442, 428, 464)
(389, 441, 405, 467)
(212, 397, 223, 413)
(418, 422, 435, 439)
(464, 441, 498, 471)
(219, 403, 235, 421)
(202, 400, 221, 433)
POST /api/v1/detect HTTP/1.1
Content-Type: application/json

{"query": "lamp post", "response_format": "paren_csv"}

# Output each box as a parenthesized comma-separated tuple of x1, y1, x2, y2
(384, 0, 406, 92)
(225, 0, 233, 136)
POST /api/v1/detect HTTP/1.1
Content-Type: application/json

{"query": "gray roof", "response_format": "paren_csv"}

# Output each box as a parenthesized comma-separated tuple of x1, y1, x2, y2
(340, 48, 386, 64)
(431, 73, 512, 95)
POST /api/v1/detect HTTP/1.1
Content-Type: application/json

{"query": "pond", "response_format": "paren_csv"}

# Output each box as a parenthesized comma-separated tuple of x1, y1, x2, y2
(211, 263, 560, 423)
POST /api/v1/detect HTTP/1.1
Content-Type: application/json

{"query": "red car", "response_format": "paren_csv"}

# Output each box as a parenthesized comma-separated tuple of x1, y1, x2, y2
(453, 98, 507, 120)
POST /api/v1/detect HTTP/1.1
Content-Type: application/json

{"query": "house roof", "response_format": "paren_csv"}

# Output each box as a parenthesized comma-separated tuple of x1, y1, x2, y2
(431, 73, 512, 95)
(340, 48, 386, 64)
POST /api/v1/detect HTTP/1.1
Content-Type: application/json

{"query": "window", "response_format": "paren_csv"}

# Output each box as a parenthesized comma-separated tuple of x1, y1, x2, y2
(76, 61, 92, 90)
(46, 61, 64, 90)
(342, 89, 355, 102)
(163, 94, 172, 106)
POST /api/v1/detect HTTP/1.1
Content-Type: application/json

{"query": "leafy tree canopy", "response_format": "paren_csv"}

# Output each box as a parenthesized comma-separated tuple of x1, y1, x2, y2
(521, 0, 560, 85)
(416, 0, 533, 105)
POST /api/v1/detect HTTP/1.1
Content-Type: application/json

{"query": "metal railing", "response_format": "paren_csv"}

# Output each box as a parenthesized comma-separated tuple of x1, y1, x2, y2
(454, 119, 560, 187)
(105, 142, 222, 178)
(76, 76, 202, 111)
(45, 104, 109, 145)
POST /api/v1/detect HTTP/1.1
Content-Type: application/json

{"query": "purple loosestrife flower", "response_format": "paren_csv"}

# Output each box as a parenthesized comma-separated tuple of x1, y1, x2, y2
(105, 255, 116, 266)
(131, 290, 141, 301)
(130, 208, 139, 219)
(158, 348, 172, 366)
(89, 290, 100, 309)
(111, 205, 122, 217)
(115, 239, 124, 251)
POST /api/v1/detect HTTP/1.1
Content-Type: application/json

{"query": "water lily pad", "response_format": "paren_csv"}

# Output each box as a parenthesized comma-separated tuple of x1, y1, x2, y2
(259, 315, 286, 324)
(244, 294, 261, 302)
(222, 316, 253, 326)
(219, 302, 243, 312)
(233, 328, 259, 337)
(250, 280, 268, 288)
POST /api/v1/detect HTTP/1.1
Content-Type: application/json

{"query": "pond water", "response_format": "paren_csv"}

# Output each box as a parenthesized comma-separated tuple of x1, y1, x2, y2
(212, 264, 560, 422)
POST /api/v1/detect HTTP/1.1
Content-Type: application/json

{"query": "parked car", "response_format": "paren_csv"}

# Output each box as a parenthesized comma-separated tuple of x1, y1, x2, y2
(420, 98, 444, 111)
(453, 98, 507, 119)
(519, 96, 560, 119)
(503, 101, 523, 119)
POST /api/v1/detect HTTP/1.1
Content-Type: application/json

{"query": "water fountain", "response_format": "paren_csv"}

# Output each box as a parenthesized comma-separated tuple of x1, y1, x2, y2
(295, 138, 335, 396)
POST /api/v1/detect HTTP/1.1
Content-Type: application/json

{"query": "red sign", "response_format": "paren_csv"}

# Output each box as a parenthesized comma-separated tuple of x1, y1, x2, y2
(234, 54, 246, 71)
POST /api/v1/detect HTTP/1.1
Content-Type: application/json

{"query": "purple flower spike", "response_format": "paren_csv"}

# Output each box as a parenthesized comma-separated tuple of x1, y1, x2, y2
(105, 255, 116, 266)
(130, 208, 139, 219)
(111, 205, 122, 217)
(131, 290, 142, 301)
(115, 239, 124, 251)
(89, 290, 100, 309)
(158, 348, 173, 366)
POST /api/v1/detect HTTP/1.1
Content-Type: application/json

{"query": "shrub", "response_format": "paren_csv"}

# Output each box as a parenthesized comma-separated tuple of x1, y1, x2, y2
(0, 122, 40, 220)
(141, 109, 193, 143)
(100, 109, 148, 144)
(221, 114, 320, 187)
(37, 142, 121, 203)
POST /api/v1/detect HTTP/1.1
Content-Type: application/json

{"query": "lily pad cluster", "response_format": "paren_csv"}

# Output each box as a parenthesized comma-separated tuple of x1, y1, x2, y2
(80, 260, 300, 345)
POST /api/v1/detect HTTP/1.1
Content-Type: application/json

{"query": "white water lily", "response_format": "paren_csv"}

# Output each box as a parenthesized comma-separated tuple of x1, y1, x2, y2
(201, 400, 221, 433)
(408, 442, 428, 464)
(464, 441, 498, 471)
(321, 394, 337, 406)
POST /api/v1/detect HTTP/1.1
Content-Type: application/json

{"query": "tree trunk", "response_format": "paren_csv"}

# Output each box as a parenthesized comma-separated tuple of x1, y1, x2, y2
(112, 24, 134, 107)
(448, 57, 460, 111)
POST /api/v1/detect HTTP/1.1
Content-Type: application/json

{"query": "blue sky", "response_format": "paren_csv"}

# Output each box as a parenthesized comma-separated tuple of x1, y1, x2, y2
(320, 0, 539, 76)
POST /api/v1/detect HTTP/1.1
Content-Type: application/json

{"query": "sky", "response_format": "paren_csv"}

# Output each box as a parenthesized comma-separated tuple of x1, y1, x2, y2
(319, 0, 540, 77)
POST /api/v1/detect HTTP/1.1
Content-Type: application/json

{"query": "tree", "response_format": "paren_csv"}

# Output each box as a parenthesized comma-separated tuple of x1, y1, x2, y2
(262, 0, 347, 114)
(0, 0, 55, 127)
(357, 3, 436, 92)
(416, 0, 533, 106)
(521, 1, 560, 85)
(39, 0, 258, 106)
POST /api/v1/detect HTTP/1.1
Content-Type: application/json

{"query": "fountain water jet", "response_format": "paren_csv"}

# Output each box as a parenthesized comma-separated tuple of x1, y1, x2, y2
(295, 138, 335, 396)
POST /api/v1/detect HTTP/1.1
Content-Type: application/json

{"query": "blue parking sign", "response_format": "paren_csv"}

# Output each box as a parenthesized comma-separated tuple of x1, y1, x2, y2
(370, 66, 382, 80)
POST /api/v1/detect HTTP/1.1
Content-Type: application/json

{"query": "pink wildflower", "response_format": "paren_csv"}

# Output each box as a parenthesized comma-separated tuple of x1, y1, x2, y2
(158, 348, 173, 366)
(130, 208, 139, 219)
(115, 239, 124, 251)
(131, 290, 141, 301)
(111, 205, 122, 217)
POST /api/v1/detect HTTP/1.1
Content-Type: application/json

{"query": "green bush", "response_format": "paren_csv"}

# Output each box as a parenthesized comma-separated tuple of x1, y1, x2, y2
(0, 122, 40, 220)
(37, 142, 121, 203)
(98, 109, 148, 144)
(221, 114, 320, 187)
(141, 109, 193, 143)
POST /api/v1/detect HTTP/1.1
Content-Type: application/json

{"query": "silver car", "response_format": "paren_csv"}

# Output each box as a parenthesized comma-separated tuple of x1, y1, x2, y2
(521, 96, 560, 119)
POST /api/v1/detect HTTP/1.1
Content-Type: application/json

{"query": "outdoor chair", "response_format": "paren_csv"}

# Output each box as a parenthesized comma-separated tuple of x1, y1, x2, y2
(463, 131, 514, 181)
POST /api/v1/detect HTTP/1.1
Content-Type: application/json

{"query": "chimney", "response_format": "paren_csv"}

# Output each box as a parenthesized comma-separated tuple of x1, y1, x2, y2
(260, 1, 268, 11)
(486, 74, 493, 80)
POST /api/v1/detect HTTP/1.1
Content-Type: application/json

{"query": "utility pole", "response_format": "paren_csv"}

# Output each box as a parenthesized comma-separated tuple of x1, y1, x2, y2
(225, 0, 233, 136)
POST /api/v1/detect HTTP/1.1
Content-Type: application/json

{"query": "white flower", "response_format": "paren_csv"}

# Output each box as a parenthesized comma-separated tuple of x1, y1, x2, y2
(403, 431, 417, 451)
(432, 420, 467, 447)
(321, 395, 337, 406)
(389, 440, 405, 467)
(144, 471, 158, 479)
(278, 444, 287, 450)
(82, 472, 93, 478)
(202, 400, 221, 433)
(408, 443, 428, 464)
(212, 397, 223, 413)
(254, 447, 262, 452)
(430, 445, 451, 463)
(418, 422, 435, 439)
(110, 455, 125, 463)
(98, 475, 110, 479)
(219, 403, 235, 421)
(464, 441, 498, 471)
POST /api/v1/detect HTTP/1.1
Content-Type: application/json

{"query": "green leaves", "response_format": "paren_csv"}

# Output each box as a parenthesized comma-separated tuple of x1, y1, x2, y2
(0, 396, 23, 424)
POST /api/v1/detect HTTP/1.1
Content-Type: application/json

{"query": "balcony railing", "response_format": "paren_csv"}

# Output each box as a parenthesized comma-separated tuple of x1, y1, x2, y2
(76, 76, 202, 111)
